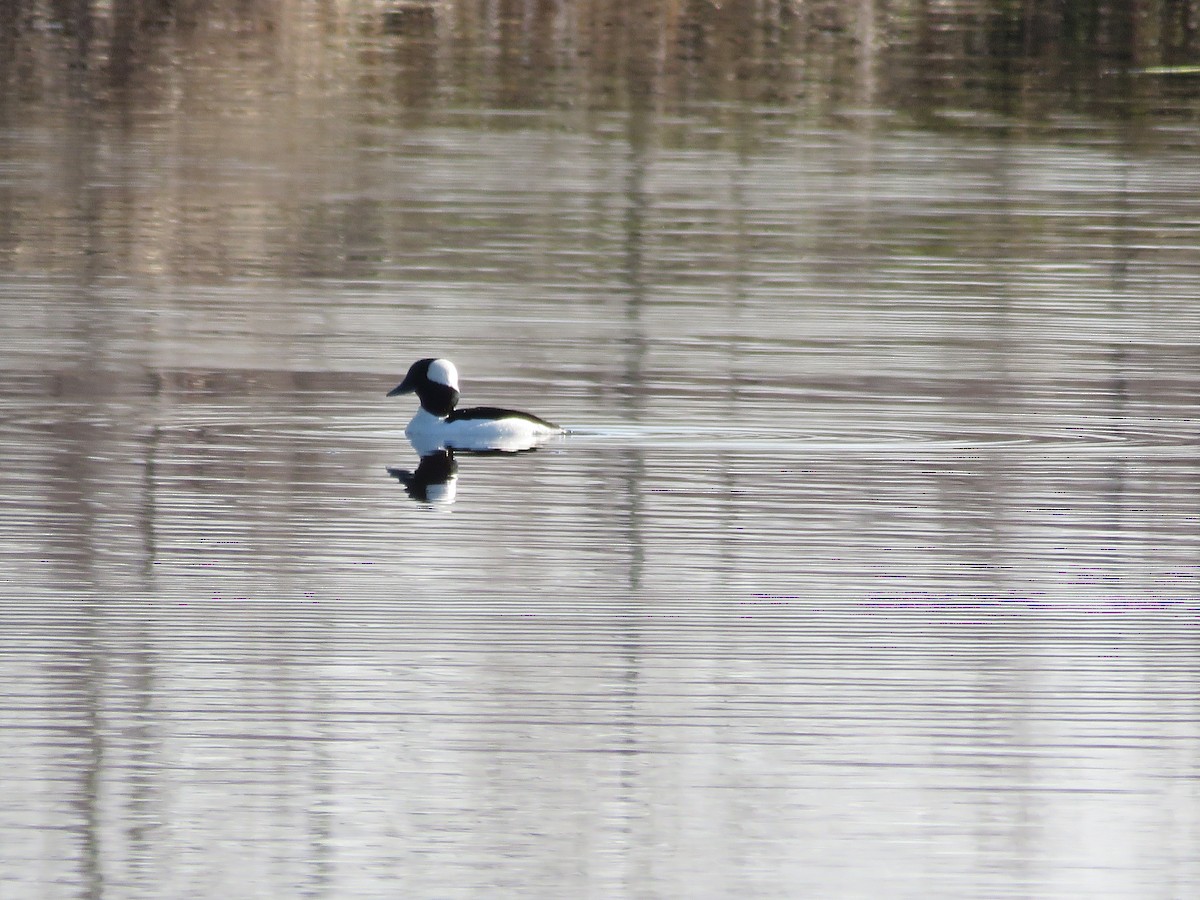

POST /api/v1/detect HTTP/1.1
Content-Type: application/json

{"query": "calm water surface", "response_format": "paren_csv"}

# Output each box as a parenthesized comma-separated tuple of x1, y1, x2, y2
(2, 3, 1200, 897)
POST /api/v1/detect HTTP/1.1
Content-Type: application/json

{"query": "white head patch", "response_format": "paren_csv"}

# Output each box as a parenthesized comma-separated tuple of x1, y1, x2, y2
(428, 359, 459, 390)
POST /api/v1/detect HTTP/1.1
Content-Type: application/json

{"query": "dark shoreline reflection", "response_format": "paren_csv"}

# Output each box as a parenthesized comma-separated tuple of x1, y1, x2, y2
(5, 0, 1198, 123)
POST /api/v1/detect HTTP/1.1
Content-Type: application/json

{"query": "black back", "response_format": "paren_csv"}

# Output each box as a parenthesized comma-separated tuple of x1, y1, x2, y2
(446, 406, 559, 429)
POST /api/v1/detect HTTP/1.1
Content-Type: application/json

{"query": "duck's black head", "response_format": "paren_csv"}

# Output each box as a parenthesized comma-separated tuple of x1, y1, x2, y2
(386, 358, 461, 417)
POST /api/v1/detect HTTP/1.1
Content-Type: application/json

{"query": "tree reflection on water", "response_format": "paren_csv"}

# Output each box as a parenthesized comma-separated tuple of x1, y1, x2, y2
(2, 0, 1198, 118)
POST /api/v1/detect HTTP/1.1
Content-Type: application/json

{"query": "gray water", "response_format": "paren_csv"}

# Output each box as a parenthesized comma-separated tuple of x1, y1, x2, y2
(2, 3, 1200, 898)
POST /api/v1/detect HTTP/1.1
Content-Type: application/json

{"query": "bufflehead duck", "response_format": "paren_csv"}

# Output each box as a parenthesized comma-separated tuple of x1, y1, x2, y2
(387, 358, 563, 454)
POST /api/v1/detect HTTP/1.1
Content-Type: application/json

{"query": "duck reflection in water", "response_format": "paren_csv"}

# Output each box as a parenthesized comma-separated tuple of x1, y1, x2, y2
(387, 450, 459, 504)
